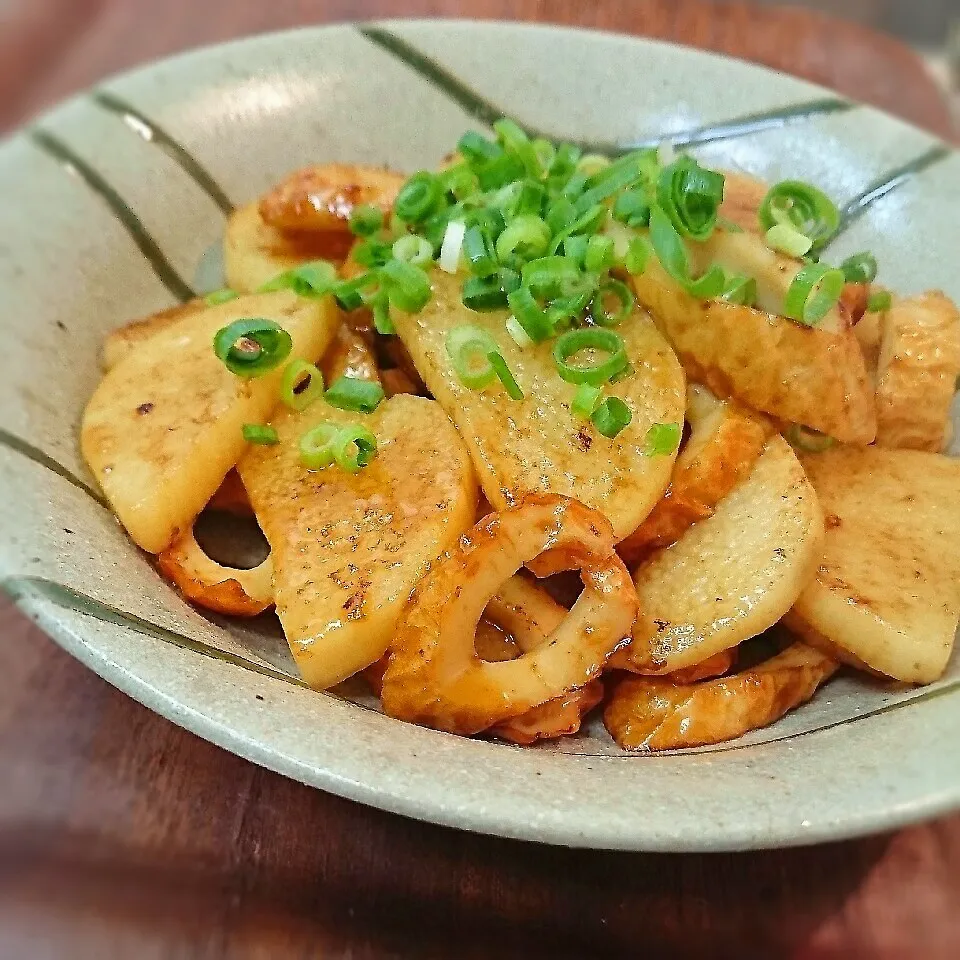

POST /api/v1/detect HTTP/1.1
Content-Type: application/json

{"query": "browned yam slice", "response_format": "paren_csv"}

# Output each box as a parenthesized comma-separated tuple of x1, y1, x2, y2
(660, 648, 736, 684)
(320, 324, 381, 385)
(604, 643, 837, 751)
(81, 292, 338, 554)
(490, 680, 604, 745)
(717, 169, 768, 233)
(238, 394, 477, 689)
(102, 299, 207, 371)
(875, 292, 960, 452)
(156, 525, 273, 617)
(632, 237, 876, 444)
(618, 384, 770, 564)
(790, 447, 960, 683)
(258, 164, 405, 233)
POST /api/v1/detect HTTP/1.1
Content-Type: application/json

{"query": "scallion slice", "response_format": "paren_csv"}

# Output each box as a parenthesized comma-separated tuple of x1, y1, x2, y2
(487, 352, 523, 400)
(589, 279, 635, 327)
(591, 397, 632, 438)
(656, 156, 725, 241)
(553, 328, 628, 386)
(644, 422, 681, 455)
(624, 236, 651, 276)
(765, 224, 813, 257)
(584, 235, 616, 273)
(205, 288, 240, 306)
(258, 260, 338, 297)
(493, 118, 541, 177)
(867, 290, 892, 313)
(784, 263, 845, 326)
(720, 275, 758, 307)
(439, 220, 467, 274)
(613, 189, 652, 228)
(324, 375, 385, 413)
(785, 423, 835, 453)
(349, 204, 384, 237)
(649, 205, 726, 298)
(392, 234, 434, 266)
(840, 252, 878, 284)
(299, 423, 340, 470)
(332, 424, 378, 473)
(242, 424, 279, 445)
(571, 383, 602, 419)
(446, 325, 499, 388)
(463, 225, 499, 277)
(505, 315, 534, 349)
(281, 359, 324, 411)
(381, 260, 432, 313)
(213, 318, 293, 377)
(506, 286, 552, 342)
(758, 180, 840, 248)
(495, 214, 551, 265)
(394, 171, 443, 223)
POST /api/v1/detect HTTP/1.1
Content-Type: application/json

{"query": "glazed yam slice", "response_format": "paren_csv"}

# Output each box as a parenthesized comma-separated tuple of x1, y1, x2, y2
(612, 435, 824, 673)
(874, 292, 960, 452)
(790, 447, 960, 683)
(393, 270, 686, 539)
(632, 229, 876, 444)
(81, 292, 338, 553)
(604, 643, 838, 751)
(101, 298, 208, 371)
(238, 394, 477, 689)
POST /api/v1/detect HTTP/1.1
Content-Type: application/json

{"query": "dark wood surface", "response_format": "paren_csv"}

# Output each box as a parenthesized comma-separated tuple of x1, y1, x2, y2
(2, 2, 958, 957)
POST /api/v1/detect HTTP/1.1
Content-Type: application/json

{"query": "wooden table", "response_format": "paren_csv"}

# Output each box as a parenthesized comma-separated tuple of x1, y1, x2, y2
(2, 2, 957, 957)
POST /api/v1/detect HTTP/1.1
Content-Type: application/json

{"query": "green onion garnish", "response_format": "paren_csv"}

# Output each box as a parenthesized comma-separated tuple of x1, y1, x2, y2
(656, 156, 725, 241)
(644, 422, 681, 455)
(589, 279, 635, 327)
(840, 252, 878, 284)
(349, 204, 384, 237)
(258, 260, 337, 298)
(446, 325, 500, 388)
(505, 315, 534, 348)
(394, 171, 443, 223)
(591, 397, 632, 439)
(563, 234, 590, 266)
(765, 224, 813, 258)
(493, 118, 541, 178)
(332, 424, 378, 473)
(785, 423, 835, 453)
(370, 291, 395, 336)
(571, 383, 602, 419)
(584, 235, 616, 273)
(506, 286, 553, 342)
(496, 214, 551, 265)
(758, 181, 840, 248)
(299, 423, 340, 470)
(649, 206, 727, 299)
(784, 263, 845, 326)
(462, 273, 512, 311)
(281, 359, 324, 411)
(462, 225, 498, 277)
(381, 259, 432, 313)
(613, 189, 652, 228)
(721, 275, 758, 307)
(332, 273, 379, 311)
(577, 154, 611, 177)
(624, 236, 651, 276)
(242, 424, 279, 445)
(392, 234, 434, 266)
(553, 328, 628, 386)
(205, 288, 240, 306)
(213, 318, 293, 378)
(324, 375, 385, 414)
(867, 290, 892, 313)
(487, 352, 524, 400)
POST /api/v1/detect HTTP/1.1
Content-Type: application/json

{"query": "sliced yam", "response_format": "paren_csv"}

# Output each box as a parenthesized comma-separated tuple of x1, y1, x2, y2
(102, 299, 207, 371)
(320, 325, 380, 385)
(790, 447, 960, 683)
(491, 681, 604, 745)
(875, 292, 960, 452)
(611, 435, 824, 674)
(238, 394, 478, 689)
(474, 620, 522, 663)
(156, 525, 273, 617)
(258, 163, 405, 233)
(381, 496, 638, 735)
(618, 384, 770, 564)
(393, 270, 686, 539)
(717, 169, 768, 233)
(604, 643, 838, 751)
(658, 648, 736, 684)
(224, 202, 353, 294)
(81, 292, 338, 554)
(854, 309, 883, 378)
(632, 230, 876, 444)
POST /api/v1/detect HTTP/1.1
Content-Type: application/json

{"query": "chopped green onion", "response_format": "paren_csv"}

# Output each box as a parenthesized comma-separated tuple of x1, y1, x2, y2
(577, 154, 611, 177)
(394, 171, 443, 223)
(563, 234, 590, 266)
(765, 223, 813, 258)
(644, 422, 681, 455)
(521, 256, 582, 300)
(574, 158, 646, 217)
(440, 164, 479, 201)
(785, 423, 836, 453)
(512, 179, 546, 218)
(840, 252, 878, 284)
(867, 290, 892, 313)
(462, 273, 513, 311)
(649, 206, 727, 298)
(532, 138, 556, 171)
(349, 205, 384, 237)
(546, 198, 576, 235)
(493, 118, 541, 177)
(463, 225, 499, 277)
(546, 282, 595, 328)
(213, 318, 293, 377)
(571, 383, 602, 419)
(553, 328, 628, 386)
(584, 235, 616, 273)
(758, 180, 839, 248)
(548, 204, 607, 254)
(624, 236, 651, 275)
(589, 279, 634, 327)
(299, 423, 340, 469)
(506, 286, 552, 342)
(591, 397, 632, 439)
(439, 220, 467, 274)
(548, 143, 582, 180)
(324, 375, 385, 413)
(332, 424, 378, 473)
(281, 359, 324, 411)
(610, 361, 635, 384)
(332, 272, 379, 311)
(457, 131, 500, 166)
(613, 189, 652, 228)
(242, 424, 279, 445)
(656, 156, 725, 241)
(505, 315, 534, 348)
(392, 234, 434, 266)
(496, 215, 551, 265)
(381, 259, 432, 313)
(784, 263, 845, 326)
(446, 325, 499, 388)
(258, 260, 337, 297)
(720, 275, 758, 307)
(351, 239, 394, 268)
(487, 352, 524, 400)
(205, 288, 239, 306)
